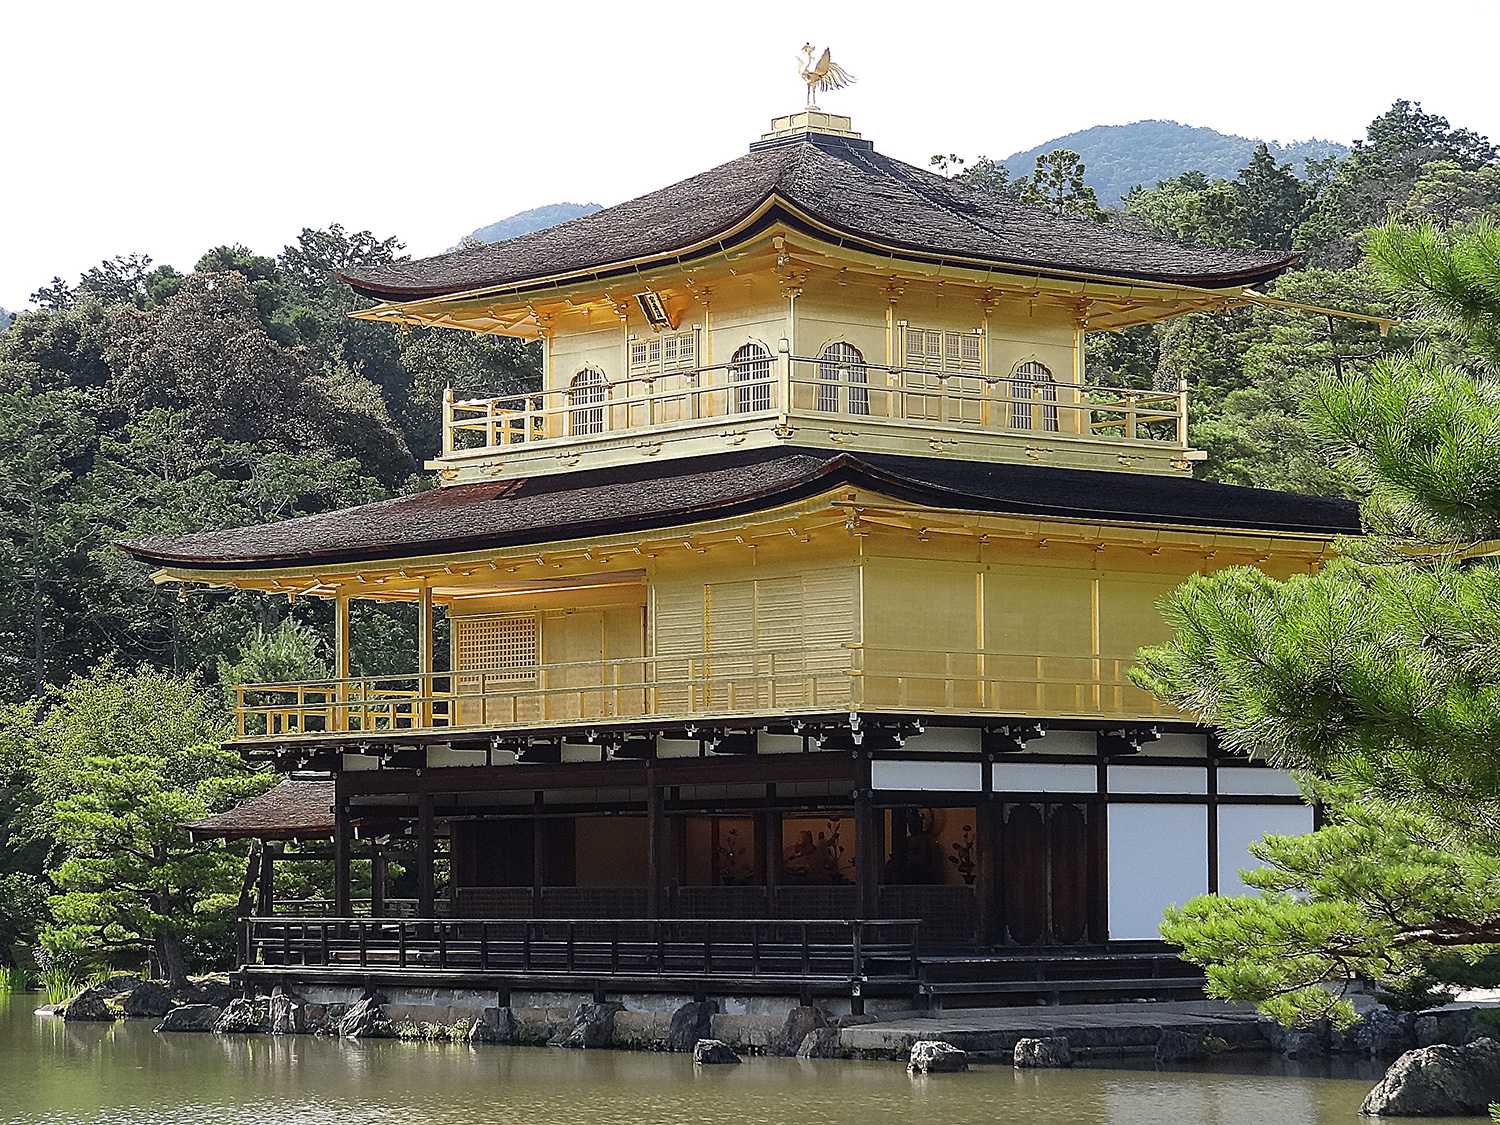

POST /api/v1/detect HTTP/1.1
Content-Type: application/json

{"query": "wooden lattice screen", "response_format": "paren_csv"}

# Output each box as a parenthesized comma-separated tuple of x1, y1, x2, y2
(454, 615, 539, 680)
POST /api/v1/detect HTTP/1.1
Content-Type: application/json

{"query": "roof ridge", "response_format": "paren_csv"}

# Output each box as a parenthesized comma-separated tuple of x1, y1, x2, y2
(338, 137, 1299, 303)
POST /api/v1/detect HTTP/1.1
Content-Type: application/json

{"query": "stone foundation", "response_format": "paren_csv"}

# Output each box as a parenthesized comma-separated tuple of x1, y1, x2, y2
(46, 975, 1485, 1066)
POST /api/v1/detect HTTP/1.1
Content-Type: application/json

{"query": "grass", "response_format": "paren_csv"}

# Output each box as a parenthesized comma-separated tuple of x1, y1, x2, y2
(0, 968, 29, 994)
(39, 968, 96, 1006)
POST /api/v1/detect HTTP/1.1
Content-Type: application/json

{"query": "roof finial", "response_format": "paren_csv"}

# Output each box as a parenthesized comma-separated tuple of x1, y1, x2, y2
(798, 44, 855, 110)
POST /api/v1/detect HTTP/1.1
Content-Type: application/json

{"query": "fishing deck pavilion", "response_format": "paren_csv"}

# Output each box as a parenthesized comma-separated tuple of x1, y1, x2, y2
(133, 106, 1359, 1011)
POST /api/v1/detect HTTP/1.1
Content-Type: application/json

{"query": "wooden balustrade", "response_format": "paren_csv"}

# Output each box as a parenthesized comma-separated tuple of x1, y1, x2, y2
(242, 915, 922, 992)
(438, 357, 1187, 459)
(231, 644, 1172, 740)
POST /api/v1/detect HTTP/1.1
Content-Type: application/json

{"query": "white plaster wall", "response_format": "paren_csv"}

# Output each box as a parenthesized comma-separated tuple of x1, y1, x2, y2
(1216, 768, 1302, 797)
(901, 727, 982, 754)
(426, 746, 488, 768)
(1107, 765, 1208, 795)
(871, 759, 983, 792)
(992, 761, 1096, 794)
(1217, 804, 1315, 896)
(1139, 732, 1209, 758)
(1022, 729, 1095, 756)
(1107, 803, 1208, 940)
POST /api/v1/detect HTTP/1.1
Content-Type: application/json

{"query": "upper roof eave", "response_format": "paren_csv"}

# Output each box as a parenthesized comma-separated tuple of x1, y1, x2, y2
(341, 193, 1298, 314)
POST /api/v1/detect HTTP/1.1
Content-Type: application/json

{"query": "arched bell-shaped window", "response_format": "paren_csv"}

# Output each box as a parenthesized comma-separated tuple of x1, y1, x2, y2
(1010, 360, 1058, 432)
(568, 367, 607, 436)
(732, 343, 773, 414)
(816, 341, 868, 415)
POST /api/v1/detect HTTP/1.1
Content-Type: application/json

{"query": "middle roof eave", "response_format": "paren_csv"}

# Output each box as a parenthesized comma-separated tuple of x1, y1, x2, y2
(117, 447, 1362, 573)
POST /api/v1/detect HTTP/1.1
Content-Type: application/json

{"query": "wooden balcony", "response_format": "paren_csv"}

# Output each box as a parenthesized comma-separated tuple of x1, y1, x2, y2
(435, 356, 1195, 483)
(231, 644, 1175, 742)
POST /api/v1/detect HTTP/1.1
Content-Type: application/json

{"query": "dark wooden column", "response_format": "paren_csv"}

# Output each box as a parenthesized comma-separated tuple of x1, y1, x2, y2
(371, 841, 388, 918)
(417, 792, 436, 917)
(252, 841, 278, 916)
(532, 791, 546, 912)
(333, 807, 352, 917)
(646, 768, 664, 918)
(763, 788, 781, 916)
(974, 801, 998, 947)
(975, 753, 997, 947)
(854, 779, 881, 920)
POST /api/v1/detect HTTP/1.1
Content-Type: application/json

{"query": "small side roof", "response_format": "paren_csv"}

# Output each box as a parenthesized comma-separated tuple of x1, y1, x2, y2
(337, 133, 1297, 303)
(186, 779, 335, 841)
(120, 448, 1361, 571)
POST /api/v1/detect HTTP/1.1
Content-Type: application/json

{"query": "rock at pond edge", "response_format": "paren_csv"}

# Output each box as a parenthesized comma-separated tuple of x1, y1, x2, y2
(909, 1040, 969, 1074)
(1014, 1037, 1072, 1069)
(120, 981, 172, 1019)
(665, 1000, 718, 1052)
(156, 1004, 223, 1033)
(60, 988, 117, 1023)
(1360, 1037, 1500, 1117)
(694, 1038, 742, 1065)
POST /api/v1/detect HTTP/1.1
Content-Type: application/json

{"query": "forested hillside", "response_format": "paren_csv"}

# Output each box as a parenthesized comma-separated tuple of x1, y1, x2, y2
(0, 98, 1496, 984)
(467, 202, 602, 244)
(1002, 120, 1349, 204)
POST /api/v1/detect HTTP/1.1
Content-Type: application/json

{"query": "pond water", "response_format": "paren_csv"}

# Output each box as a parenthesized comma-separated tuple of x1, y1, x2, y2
(0, 993, 1472, 1125)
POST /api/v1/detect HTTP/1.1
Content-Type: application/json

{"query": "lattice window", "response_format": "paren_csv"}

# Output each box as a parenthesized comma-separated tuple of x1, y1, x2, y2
(732, 342, 773, 413)
(454, 615, 539, 681)
(629, 332, 697, 374)
(1010, 360, 1059, 432)
(816, 341, 868, 415)
(904, 327, 982, 373)
(568, 368, 607, 436)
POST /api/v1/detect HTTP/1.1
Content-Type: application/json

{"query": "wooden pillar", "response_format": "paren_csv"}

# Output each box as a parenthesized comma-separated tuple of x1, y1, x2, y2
(417, 792, 436, 917)
(371, 841, 387, 918)
(333, 594, 352, 732)
(333, 807, 352, 917)
(854, 780, 880, 920)
(417, 584, 434, 727)
(975, 801, 998, 948)
(532, 792, 546, 913)
(646, 769, 664, 919)
(334, 595, 352, 678)
(762, 807, 782, 916)
(257, 842, 278, 915)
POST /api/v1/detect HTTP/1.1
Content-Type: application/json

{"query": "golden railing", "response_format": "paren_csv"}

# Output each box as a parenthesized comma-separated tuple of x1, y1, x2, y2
(232, 645, 1174, 739)
(440, 357, 1187, 457)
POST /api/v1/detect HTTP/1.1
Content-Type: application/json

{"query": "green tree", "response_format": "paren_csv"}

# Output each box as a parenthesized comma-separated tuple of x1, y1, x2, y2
(396, 328, 541, 462)
(0, 380, 101, 697)
(1134, 219, 1500, 1023)
(1238, 143, 1312, 251)
(931, 154, 1021, 199)
(1298, 101, 1499, 266)
(1015, 149, 1104, 220)
(1123, 170, 1249, 247)
(13, 662, 269, 987)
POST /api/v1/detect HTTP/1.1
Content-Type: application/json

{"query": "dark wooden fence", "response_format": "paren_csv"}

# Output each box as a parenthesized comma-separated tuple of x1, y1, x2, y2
(242, 915, 921, 993)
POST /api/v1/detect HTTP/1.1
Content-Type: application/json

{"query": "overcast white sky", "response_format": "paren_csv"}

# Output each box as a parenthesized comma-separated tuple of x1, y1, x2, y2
(2, 0, 1498, 310)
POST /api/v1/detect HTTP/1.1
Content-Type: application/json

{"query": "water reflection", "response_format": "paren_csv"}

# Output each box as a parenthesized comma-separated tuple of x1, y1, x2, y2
(0, 1000, 1470, 1125)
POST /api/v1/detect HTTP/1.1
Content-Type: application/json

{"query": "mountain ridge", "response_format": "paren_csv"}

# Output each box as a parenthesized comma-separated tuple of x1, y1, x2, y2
(1001, 120, 1350, 205)
(459, 121, 1353, 247)
(467, 202, 602, 245)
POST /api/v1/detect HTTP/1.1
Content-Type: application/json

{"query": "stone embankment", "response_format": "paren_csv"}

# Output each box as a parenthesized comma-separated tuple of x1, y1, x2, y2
(39, 978, 1500, 1095)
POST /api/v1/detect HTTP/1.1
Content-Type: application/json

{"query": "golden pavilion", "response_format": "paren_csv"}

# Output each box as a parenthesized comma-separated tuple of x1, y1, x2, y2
(130, 98, 1355, 1013)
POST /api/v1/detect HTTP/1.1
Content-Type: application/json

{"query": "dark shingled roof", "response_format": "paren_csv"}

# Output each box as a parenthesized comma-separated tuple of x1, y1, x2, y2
(186, 779, 335, 840)
(120, 449, 1360, 570)
(338, 133, 1297, 302)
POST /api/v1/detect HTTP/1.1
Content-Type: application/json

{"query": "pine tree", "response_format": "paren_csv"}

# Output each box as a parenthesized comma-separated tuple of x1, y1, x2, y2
(1135, 219, 1500, 1024)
